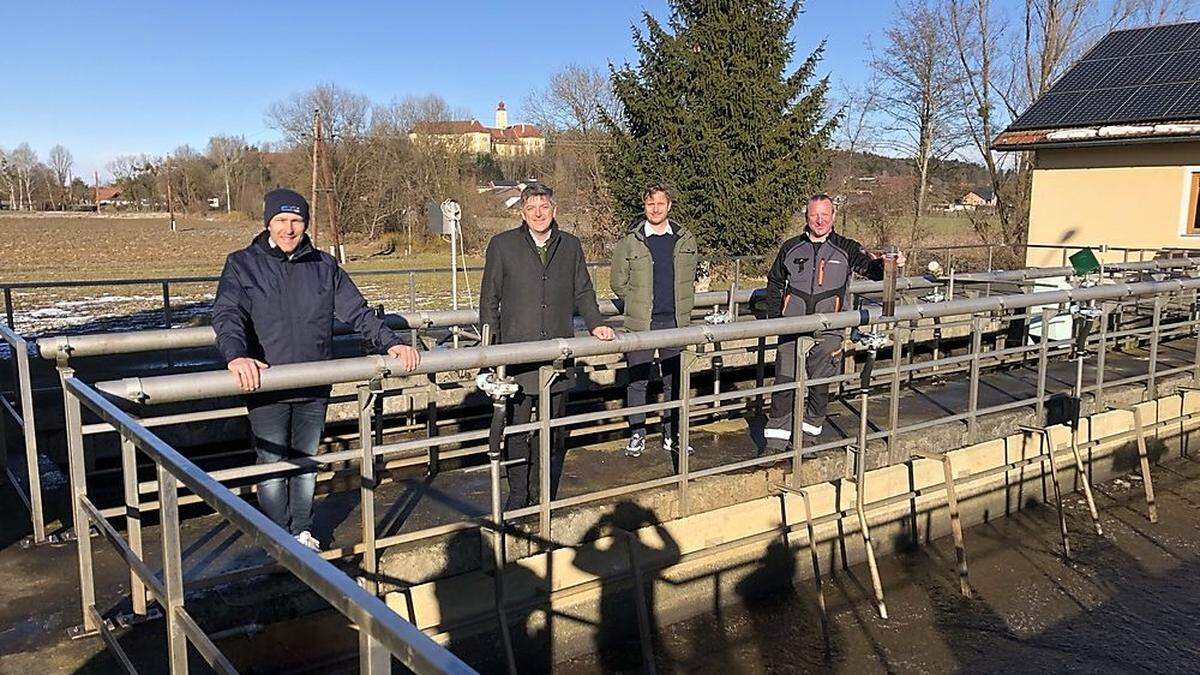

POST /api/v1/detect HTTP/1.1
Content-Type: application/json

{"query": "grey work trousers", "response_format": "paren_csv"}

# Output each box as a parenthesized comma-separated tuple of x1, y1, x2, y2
(765, 332, 843, 445)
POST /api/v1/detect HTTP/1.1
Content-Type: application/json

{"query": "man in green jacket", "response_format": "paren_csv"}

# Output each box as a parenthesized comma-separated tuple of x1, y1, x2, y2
(611, 184, 699, 457)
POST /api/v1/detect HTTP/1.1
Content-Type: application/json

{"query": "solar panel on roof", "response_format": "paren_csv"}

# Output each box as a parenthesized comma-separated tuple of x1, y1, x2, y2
(1058, 87, 1138, 126)
(1105, 53, 1171, 87)
(1086, 28, 1151, 60)
(1166, 81, 1200, 119)
(1130, 22, 1200, 55)
(1111, 83, 1187, 122)
(1146, 50, 1200, 84)
(1005, 22, 1200, 131)
(1051, 58, 1120, 92)
(1009, 91, 1088, 130)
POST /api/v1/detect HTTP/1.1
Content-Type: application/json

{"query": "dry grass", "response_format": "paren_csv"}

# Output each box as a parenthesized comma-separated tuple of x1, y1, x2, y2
(0, 211, 996, 335)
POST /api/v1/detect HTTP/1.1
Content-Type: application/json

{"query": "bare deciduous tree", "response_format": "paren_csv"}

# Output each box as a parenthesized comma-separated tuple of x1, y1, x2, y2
(207, 136, 246, 213)
(872, 0, 963, 245)
(48, 145, 73, 209)
(829, 78, 881, 228)
(523, 64, 619, 135)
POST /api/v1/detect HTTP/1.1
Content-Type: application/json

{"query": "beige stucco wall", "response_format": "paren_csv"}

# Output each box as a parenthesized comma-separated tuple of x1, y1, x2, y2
(1025, 141, 1200, 268)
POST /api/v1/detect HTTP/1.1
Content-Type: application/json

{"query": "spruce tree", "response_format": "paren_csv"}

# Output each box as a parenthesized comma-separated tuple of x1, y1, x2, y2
(602, 0, 836, 255)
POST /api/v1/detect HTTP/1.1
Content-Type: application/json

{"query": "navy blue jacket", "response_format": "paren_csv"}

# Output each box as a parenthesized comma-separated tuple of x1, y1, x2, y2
(212, 231, 403, 400)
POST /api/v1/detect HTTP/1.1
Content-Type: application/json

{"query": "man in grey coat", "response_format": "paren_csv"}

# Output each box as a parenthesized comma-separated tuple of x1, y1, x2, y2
(479, 183, 614, 508)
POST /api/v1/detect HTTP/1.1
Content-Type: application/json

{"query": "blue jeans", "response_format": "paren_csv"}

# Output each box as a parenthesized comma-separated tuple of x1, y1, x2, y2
(247, 400, 328, 535)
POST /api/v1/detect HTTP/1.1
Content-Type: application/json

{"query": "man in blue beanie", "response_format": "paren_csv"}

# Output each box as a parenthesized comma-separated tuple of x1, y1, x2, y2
(212, 188, 420, 551)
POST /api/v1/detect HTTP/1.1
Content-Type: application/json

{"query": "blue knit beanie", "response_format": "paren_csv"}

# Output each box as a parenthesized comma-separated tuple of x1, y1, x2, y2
(263, 188, 310, 227)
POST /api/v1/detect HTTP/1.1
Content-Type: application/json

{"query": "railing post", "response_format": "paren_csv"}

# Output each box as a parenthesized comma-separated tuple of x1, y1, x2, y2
(161, 281, 172, 328)
(1037, 307, 1053, 423)
(1191, 290, 1200, 387)
(790, 338, 807, 488)
(1148, 294, 1161, 399)
(888, 324, 903, 455)
(3, 287, 13, 330)
(12, 330, 46, 543)
(61, 370, 97, 633)
(358, 383, 379, 595)
(1096, 304, 1110, 411)
(537, 365, 555, 539)
(967, 315, 984, 442)
(357, 382, 390, 674)
(157, 462, 188, 675)
(121, 435, 147, 615)
(679, 347, 696, 516)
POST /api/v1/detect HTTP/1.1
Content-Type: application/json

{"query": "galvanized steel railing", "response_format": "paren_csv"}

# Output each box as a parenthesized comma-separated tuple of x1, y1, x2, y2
(61, 374, 476, 675)
(54, 272, 1200, 671)
(6, 255, 1199, 546)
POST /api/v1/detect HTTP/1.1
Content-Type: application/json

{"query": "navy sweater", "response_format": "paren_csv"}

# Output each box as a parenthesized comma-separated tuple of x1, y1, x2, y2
(645, 230, 678, 321)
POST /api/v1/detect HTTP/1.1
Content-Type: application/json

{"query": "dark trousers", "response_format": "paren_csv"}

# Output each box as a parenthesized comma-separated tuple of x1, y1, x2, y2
(766, 332, 842, 444)
(247, 399, 329, 535)
(506, 389, 567, 508)
(626, 317, 681, 438)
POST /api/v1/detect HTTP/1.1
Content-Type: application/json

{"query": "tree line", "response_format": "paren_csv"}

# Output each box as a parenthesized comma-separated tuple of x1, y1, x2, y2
(4, 0, 1193, 260)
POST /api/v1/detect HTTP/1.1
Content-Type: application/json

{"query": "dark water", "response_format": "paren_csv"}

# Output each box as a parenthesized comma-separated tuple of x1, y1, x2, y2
(568, 456, 1200, 674)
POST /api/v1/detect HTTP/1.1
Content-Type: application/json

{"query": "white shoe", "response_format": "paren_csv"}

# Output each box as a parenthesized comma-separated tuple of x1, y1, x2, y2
(295, 530, 321, 552)
(802, 422, 823, 436)
(625, 433, 646, 458)
(664, 437, 694, 456)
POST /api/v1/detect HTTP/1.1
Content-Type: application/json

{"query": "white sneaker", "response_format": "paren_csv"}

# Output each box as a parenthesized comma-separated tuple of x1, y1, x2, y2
(664, 437, 694, 456)
(625, 433, 646, 458)
(295, 530, 321, 552)
(802, 422, 823, 436)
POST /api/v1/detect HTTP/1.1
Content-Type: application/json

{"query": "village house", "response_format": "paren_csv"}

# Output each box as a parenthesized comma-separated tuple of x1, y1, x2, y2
(959, 186, 996, 209)
(994, 20, 1200, 267)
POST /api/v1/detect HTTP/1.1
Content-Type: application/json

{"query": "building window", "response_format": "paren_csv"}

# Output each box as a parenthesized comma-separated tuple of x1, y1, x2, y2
(1191, 173, 1200, 234)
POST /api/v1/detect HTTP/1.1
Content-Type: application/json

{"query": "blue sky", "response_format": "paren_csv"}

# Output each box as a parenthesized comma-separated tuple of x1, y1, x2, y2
(1, 1, 933, 179)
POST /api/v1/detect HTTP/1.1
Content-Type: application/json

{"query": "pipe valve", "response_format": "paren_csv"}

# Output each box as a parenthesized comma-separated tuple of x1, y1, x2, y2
(476, 371, 519, 401)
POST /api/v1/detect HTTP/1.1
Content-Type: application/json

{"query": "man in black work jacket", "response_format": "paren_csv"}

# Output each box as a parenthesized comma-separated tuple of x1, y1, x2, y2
(212, 188, 420, 551)
(479, 183, 615, 508)
(761, 194, 904, 450)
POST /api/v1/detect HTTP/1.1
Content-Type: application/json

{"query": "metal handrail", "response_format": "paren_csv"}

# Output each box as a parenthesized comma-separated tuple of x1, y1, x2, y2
(98, 275, 1200, 405)
(56, 276, 1200, 670)
(63, 376, 476, 674)
(0, 323, 45, 542)
(33, 256, 1200, 361)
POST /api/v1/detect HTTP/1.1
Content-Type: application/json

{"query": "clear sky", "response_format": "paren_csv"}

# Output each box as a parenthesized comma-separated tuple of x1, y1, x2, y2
(0, 1, 947, 180)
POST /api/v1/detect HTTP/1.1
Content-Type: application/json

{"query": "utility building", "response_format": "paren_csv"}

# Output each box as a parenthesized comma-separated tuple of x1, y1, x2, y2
(994, 21, 1200, 267)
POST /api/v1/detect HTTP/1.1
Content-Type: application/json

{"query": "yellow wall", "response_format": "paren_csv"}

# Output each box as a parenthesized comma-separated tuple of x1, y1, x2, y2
(1025, 141, 1200, 267)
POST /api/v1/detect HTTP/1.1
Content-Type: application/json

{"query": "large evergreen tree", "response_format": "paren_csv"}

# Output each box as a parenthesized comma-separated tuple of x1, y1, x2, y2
(602, 0, 836, 255)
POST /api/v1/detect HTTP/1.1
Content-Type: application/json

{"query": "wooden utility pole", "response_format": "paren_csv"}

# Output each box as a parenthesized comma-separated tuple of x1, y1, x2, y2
(318, 139, 343, 259)
(165, 157, 176, 233)
(310, 107, 321, 247)
(93, 171, 100, 213)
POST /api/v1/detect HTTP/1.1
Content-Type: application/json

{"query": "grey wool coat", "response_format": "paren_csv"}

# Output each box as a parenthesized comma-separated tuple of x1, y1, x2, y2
(479, 221, 606, 388)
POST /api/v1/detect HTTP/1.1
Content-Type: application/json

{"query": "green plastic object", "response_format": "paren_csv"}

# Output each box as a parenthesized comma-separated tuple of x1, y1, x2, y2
(1069, 248, 1100, 276)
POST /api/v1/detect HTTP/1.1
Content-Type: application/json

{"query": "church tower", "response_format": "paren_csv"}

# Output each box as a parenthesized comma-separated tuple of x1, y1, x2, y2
(495, 100, 508, 129)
